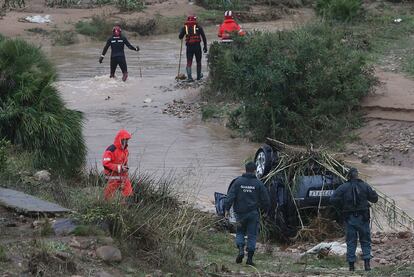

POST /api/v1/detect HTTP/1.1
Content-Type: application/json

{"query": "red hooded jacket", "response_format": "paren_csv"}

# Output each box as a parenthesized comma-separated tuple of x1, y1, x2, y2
(218, 19, 245, 41)
(102, 129, 131, 177)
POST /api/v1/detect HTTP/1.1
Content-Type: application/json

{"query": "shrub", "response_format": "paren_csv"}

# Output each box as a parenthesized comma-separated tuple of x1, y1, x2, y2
(45, 0, 78, 8)
(75, 173, 211, 274)
(207, 23, 376, 144)
(195, 0, 250, 11)
(50, 30, 77, 46)
(0, 38, 85, 174)
(116, 0, 144, 11)
(75, 15, 113, 40)
(316, 0, 363, 22)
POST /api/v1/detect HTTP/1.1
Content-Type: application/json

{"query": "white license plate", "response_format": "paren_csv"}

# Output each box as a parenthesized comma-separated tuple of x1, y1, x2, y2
(309, 190, 334, 197)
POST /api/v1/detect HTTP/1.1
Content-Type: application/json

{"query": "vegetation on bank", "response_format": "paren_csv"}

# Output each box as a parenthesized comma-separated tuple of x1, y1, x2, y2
(207, 23, 376, 144)
(205, 1, 414, 145)
(0, 36, 85, 175)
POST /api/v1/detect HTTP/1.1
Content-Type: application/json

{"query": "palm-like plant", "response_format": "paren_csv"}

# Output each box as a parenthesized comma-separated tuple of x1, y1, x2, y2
(0, 37, 85, 175)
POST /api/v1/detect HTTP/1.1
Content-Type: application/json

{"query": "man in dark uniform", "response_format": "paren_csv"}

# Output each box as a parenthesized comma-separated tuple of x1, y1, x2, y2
(224, 161, 270, 266)
(178, 15, 207, 82)
(99, 25, 139, 82)
(330, 168, 378, 271)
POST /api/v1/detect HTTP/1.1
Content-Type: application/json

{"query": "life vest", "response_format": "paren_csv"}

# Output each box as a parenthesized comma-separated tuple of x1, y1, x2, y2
(184, 22, 201, 44)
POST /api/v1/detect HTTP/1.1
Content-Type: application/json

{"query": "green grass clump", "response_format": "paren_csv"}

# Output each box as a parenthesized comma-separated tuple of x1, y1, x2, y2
(207, 23, 376, 145)
(0, 244, 8, 262)
(0, 37, 85, 175)
(75, 15, 113, 40)
(316, 0, 363, 22)
(71, 225, 105, 236)
(50, 30, 77, 46)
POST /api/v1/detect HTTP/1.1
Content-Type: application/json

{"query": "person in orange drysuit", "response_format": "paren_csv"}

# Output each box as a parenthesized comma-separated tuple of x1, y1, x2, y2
(218, 11, 246, 43)
(102, 129, 133, 200)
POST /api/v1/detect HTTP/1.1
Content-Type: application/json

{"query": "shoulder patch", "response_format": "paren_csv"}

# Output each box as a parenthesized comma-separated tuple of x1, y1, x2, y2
(106, 144, 116, 152)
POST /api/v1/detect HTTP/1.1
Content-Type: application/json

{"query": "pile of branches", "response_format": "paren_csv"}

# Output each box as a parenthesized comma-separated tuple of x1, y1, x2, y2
(264, 138, 414, 241)
(264, 139, 348, 239)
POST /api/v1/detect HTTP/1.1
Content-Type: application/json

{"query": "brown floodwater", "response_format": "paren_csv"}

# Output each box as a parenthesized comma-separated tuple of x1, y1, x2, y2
(48, 28, 414, 221)
(51, 32, 258, 203)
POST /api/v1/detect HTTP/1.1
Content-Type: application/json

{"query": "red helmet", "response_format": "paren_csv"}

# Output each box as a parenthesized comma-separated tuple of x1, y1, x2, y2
(187, 15, 197, 22)
(112, 25, 122, 37)
(224, 10, 233, 19)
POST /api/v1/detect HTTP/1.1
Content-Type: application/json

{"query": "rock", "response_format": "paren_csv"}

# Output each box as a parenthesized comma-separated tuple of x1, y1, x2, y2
(34, 170, 51, 182)
(96, 271, 113, 277)
(379, 258, 388, 265)
(144, 98, 152, 104)
(361, 155, 371, 164)
(99, 236, 114, 245)
(397, 231, 412, 239)
(152, 270, 163, 277)
(372, 237, 382, 244)
(96, 246, 122, 263)
(55, 251, 71, 260)
(70, 237, 94, 250)
(381, 236, 389, 243)
(52, 218, 77, 236)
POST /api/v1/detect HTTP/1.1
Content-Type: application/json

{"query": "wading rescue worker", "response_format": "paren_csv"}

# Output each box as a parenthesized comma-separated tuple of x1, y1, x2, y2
(224, 161, 270, 266)
(99, 25, 139, 82)
(330, 168, 378, 272)
(178, 15, 207, 82)
(102, 129, 133, 201)
(218, 10, 246, 43)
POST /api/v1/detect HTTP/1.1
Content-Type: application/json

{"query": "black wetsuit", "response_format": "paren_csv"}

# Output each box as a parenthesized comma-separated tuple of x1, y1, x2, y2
(101, 36, 137, 76)
(178, 25, 207, 67)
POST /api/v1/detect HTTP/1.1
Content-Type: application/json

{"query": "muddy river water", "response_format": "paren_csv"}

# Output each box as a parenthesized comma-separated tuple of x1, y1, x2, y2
(49, 27, 414, 219)
(52, 32, 258, 204)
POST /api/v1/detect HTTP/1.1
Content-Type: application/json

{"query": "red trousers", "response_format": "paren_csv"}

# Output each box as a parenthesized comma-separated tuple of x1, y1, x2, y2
(104, 177, 133, 200)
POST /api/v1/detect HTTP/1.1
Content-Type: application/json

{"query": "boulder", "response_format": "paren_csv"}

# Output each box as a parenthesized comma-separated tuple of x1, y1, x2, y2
(96, 245, 122, 263)
(96, 271, 113, 277)
(34, 170, 51, 182)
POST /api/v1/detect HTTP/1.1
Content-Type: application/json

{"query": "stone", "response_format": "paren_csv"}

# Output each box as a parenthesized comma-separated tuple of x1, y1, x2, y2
(96, 271, 113, 277)
(70, 237, 93, 250)
(99, 236, 114, 245)
(361, 155, 371, 164)
(144, 98, 152, 104)
(96, 246, 122, 263)
(372, 237, 382, 244)
(397, 231, 412, 239)
(53, 218, 77, 236)
(34, 170, 51, 182)
(379, 258, 388, 265)
(152, 270, 163, 277)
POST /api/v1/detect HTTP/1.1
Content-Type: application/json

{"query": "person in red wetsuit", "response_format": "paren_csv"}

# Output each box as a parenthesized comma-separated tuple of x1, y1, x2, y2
(218, 11, 246, 43)
(102, 129, 133, 200)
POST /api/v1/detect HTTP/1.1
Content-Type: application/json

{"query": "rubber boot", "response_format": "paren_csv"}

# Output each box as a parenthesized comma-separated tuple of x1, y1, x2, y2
(364, 259, 371, 271)
(186, 66, 194, 82)
(349, 262, 355, 271)
(246, 251, 255, 266)
(196, 64, 203, 80)
(235, 246, 244, 264)
(122, 72, 128, 82)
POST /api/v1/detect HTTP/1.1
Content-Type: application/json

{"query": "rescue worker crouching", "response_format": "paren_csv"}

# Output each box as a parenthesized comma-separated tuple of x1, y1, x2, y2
(218, 10, 246, 43)
(224, 161, 270, 266)
(330, 168, 378, 271)
(102, 129, 133, 200)
(99, 25, 139, 82)
(178, 15, 208, 82)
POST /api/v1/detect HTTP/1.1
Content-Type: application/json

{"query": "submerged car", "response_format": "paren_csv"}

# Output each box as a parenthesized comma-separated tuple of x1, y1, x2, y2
(255, 143, 344, 238)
